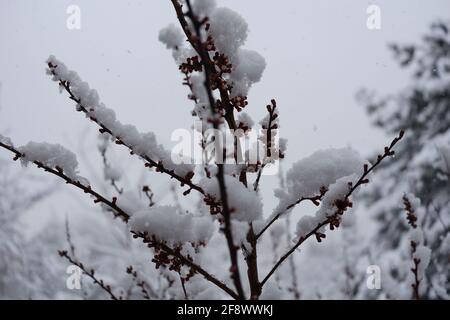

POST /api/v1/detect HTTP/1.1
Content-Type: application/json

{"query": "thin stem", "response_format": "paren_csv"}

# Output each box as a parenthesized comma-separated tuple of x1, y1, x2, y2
(256, 190, 326, 240)
(59, 250, 120, 300)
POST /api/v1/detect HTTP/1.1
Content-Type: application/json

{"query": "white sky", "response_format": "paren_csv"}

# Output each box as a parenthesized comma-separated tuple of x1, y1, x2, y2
(0, 0, 449, 227)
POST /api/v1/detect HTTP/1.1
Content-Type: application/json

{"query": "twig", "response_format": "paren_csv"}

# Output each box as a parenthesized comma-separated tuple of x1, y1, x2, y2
(285, 215, 301, 299)
(126, 265, 156, 300)
(59, 250, 120, 300)
(403, 194, 422, 300)
(256, 188, 327, 240)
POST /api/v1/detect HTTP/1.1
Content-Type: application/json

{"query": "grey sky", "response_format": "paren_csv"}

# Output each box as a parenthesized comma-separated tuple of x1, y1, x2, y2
(1, 0, 449, 223)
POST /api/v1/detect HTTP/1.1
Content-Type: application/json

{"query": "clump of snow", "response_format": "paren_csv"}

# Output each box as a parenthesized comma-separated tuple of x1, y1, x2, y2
(236, 112, 254, 130)
(116, 191, 148, 214)
(159, 24, 184, 50)
(296, 215, 318, 240)
(209, 7, 248, 59)
(231, 220, 250, 248)
(285, 148, 364, 199)
(275, 148, 365, 217)
(229, 49, 266, 97)
(201, 176, 263, 222)
(159, 3, 266, 101)
(18, 141, 80, 180)
(192, 0, 217, 18)
(409, 228, 424, 245)
(315, 174, 356, 220)
(130, 206, 215, 245)
(46, 56, 194, 178)
(295, 171, 361, 240)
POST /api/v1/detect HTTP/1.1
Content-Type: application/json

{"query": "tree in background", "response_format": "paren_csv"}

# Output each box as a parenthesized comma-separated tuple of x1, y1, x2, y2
(358, 21, 450, 299)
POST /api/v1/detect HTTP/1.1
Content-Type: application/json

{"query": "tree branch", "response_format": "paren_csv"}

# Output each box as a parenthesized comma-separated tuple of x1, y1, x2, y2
(260, 130, 405, 288)
(0, 139, 239, 301)
(47, 75, 205, 196)
(0, 141, 130, 222)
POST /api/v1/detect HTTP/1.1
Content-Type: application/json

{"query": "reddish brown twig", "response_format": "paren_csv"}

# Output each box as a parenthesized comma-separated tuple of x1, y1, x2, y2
(256, 187, 327, 240)
(403, 194, 421, 300)
(132, 231, 239, 300)
(126, 265, 156, 300)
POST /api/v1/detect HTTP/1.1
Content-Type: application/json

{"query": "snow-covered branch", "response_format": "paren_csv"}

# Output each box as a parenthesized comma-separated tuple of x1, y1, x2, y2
(260, 130, 405, 288)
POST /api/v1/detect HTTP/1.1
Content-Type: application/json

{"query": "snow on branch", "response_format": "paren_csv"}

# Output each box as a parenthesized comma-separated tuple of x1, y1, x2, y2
(0, 137, 129, 222)
(0, 136, 240, 299)
(403, 194, 431, 300)
(46, 56, 203, 195)
(260, 130, 405, 288)
(130, 205, 215, 246)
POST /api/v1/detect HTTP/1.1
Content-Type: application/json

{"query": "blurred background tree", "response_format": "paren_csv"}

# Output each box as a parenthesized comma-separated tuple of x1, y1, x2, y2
(358, 21, 450, 299)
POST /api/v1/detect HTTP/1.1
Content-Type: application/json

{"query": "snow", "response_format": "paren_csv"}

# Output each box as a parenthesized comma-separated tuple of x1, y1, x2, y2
(231, 220, 250, 248)
(46, 56, 194, 178)
(230, 49, 266, 97)
(159, 24, 184, 50)
(130, 206, 215, 245)
(296, 215, 318, 239)
(285, 148, 364, 199)
(0, 134, 12, 146)
(295, 174, 356, 239)
(192, 0, 217, 18)
(209, 7, 248, 60)
(413, 245, 431, 281)
(275, 148, 365, 216)
(116, 191, 148, 214)
(18, 141, 80, 180)
(408, 228, 424, 245)
(104, 166, 122, 181)
(201, 175, 263, 222)
(236, 112, 254, 130)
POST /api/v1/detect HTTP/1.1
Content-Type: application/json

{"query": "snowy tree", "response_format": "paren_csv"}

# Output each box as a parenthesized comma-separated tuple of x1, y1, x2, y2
(358, 21, 450, 299)
(0, 0, 405, 300)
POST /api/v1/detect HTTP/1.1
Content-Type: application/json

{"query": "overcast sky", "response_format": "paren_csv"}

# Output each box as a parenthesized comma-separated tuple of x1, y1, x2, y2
(1, 0, 449, 227)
